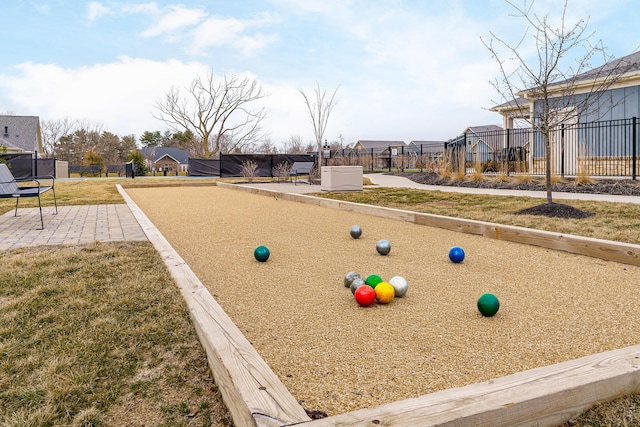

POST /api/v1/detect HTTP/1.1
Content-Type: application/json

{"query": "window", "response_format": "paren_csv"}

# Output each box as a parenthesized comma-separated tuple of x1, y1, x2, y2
(3, 126, 7, 136)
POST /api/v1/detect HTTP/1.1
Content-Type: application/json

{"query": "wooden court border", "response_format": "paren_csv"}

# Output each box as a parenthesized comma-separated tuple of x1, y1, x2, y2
(119, 183, 640, 427)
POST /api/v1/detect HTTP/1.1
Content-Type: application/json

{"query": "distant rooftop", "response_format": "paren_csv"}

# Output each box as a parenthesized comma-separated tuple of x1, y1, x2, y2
(0, 115, 41, 152)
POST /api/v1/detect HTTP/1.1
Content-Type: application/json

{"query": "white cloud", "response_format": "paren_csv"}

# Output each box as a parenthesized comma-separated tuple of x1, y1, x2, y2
(0, 58, 329, 145)
(187, 12, 281, 56)
(0, 2, 514, 147)
(120, 2, 161, 15)
(86, 2, 112, 22)
(0, 57, 210, 137)
(141, 5, 207, 38)
(272, 0, 352, 18)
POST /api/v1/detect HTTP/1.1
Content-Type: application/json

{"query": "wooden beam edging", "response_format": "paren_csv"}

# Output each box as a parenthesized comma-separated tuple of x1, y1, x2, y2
(116, 184, 311, 427)
(217, 182, 640, 266)
(303, 344, 640, 427)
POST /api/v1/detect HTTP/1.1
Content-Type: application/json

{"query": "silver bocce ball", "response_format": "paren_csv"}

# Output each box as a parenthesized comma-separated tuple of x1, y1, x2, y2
(350, 225, 362, 239)
(350, 277, 366, 294)
(376, 239, 391, 256)
(344, 271, 361, 288)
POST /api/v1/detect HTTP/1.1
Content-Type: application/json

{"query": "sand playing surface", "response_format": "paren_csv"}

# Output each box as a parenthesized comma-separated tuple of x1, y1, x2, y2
(125, 185, 640, 416)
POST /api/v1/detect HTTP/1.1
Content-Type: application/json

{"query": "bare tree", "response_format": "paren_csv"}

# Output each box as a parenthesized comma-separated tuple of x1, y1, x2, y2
(299, 82, 338, 165)
(154, 71, 269, 158)
(281, 135, 306, 154)
(256, 138, 278, 154)
(41, 118, 79, 157)
(54, 122, 104, 164)
(483, 0, 631, 204)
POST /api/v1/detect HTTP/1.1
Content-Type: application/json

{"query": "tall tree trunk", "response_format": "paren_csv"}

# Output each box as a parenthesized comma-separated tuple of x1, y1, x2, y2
(545, 134, 553, 203)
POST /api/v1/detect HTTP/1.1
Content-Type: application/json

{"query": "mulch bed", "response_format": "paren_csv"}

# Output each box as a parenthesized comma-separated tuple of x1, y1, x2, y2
(514, 203, 596, 219)
(390, 172, 640, 196)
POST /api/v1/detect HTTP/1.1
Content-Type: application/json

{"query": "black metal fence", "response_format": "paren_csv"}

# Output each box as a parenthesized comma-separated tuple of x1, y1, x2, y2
(320, 142, 445, 172)
(188, 154, 317, 177)
(318, 117, 639, 179)
(67, 164, 139, 177)
(458, 117, 639, 179)
(0, 152, 56, 179)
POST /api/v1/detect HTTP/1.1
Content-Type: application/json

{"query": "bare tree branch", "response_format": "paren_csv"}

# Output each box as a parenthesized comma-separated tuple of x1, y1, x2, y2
(154, 71, 269, 158)
(299, 82, 339, 162)
(483, 0, 630, 203)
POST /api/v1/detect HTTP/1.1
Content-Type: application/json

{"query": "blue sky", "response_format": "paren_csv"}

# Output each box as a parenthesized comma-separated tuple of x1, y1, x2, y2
(1, 1, 638, 148)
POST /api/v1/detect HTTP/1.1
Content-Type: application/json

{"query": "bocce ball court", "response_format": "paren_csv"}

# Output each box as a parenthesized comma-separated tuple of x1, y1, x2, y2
(120, 183, 640, 427)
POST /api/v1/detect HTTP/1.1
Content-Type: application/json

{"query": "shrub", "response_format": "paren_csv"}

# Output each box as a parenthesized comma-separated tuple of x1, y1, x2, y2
(272, 162, 291, 182)
(127, 151, 148, 176)
(241, 160, 258, 183)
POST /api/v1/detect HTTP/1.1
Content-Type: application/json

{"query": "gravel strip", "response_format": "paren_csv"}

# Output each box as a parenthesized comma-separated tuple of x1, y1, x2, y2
(125, 185, 640, 416)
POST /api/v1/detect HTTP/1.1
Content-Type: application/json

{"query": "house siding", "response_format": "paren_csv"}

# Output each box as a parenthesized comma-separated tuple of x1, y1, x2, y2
(535, 86, 640, 122)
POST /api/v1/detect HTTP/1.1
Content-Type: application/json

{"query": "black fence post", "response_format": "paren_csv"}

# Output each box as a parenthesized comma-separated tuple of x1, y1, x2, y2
(633, 117, 637, 181)
(560, 124, 565, 178)
(33, 151, 38, 178)
(270, 154, 274, 178)
(506, 128, 510, 177)
(370, 148, 374, 171)
(420, 144, 423, 172)
(388, 146, 392, 172)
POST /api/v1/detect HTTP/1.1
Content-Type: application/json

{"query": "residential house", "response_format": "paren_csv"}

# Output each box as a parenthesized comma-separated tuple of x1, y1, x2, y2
(352, 140, 406, 154)
(351, 140, 406, 169)
(491, 51, 640, 175)
(407, 141, 445, 169)
(462, 125, 504, 164)
(0, 115, 43, 153)
(0, 137, 24, 153)
(140, 147, 190, 175)
(325, 147, 351, 166)
(492, 51, 640, 127)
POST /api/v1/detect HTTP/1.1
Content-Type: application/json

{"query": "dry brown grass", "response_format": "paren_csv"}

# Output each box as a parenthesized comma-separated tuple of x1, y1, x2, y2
(0, 242, 232, 426)
(566, 393, 640, 426)
(514, 173, 535, 183)
(494, 171, 511, 182)
(469, 166, 485, 181)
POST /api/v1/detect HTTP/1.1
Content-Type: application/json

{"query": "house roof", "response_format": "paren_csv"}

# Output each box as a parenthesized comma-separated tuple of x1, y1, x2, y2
(354, 140, 406, 149)
(465, 126, 504, 151)
(0, 137, 24, 153)
(464, 125, 503, 134)
(155, 154, 180, 163)
(409, 140, 445, 145)
(490, 51, 640, 115)
(490, 96, 530, 113)
(0, 115, 42, 152)
(554, 50, 640, 88)
(520, 51, 640, 98)
(140, 147, 189, 164)
(408, 141, 445, 154)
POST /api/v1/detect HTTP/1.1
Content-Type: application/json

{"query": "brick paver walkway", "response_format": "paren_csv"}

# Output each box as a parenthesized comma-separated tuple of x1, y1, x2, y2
(0, 204, 147, 251)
